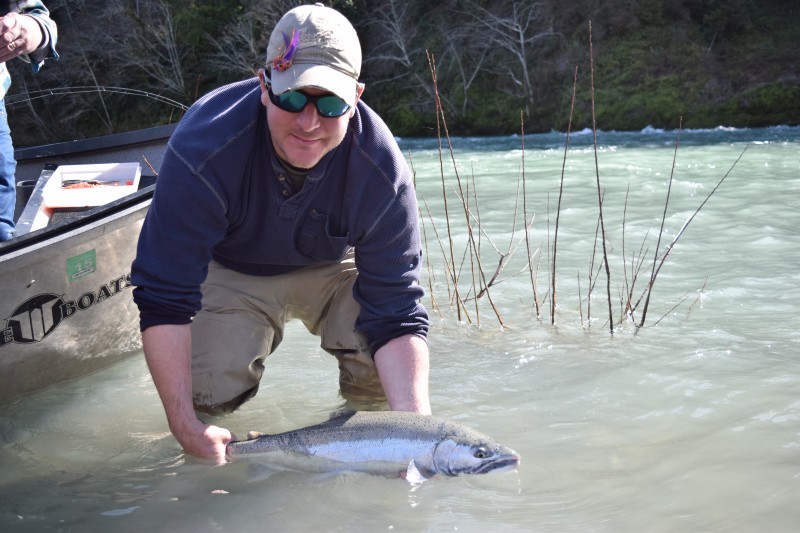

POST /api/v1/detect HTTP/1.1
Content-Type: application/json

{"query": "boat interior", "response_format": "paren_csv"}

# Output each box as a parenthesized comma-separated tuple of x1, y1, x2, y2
(0, 124, 173, 254)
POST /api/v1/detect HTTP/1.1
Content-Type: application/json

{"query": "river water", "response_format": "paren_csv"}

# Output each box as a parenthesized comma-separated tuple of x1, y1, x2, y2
(1, 125, 798, 532)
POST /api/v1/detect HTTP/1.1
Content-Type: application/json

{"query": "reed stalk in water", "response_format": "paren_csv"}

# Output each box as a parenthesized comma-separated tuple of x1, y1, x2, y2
(639, 117, 683, 326)
(520, 113, 542, 319)
(426, 51, 469, 322)
(417, 25, 743, 333)
(588, 21, 615, 333)
(633, 145, 748, 327)
(424, 51, 511, 327)
(551, 65, 579, 324)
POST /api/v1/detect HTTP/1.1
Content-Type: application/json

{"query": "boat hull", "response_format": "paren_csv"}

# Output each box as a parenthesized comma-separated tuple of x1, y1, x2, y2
(0, 124, 173, 404)
(0, 198, 150, 404)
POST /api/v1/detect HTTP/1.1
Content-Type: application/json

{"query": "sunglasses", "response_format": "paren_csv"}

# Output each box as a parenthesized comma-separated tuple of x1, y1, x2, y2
(267, 84, 351, 118)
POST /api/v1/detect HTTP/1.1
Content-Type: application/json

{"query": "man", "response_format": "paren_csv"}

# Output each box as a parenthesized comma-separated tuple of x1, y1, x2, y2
(132, 4, 431, 464)
(0, 1, 58, 242)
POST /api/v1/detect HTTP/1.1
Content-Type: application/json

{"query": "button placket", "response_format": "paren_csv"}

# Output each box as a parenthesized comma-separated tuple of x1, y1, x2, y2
(276, 173, 292, 197)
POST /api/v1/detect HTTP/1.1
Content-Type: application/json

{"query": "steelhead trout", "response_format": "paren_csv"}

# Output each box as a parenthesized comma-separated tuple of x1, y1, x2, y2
(226, 410, 520, 482)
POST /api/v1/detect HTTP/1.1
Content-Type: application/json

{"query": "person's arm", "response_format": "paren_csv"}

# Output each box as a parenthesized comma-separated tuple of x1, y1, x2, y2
(142, 324, 233, 464)
(0, 9, 57, 68)
(374, 333, 431, 415)
(0, 12, 42, 56)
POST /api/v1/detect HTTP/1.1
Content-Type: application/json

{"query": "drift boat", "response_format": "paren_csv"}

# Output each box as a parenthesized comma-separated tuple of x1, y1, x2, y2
(0, 124, 174, 405)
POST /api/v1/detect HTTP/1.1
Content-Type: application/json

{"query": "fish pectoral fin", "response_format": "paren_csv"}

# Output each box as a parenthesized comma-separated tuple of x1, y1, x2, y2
(403, 459, 430, 485)
(246, 430, 266, 439)
(245, 463, 281, 483)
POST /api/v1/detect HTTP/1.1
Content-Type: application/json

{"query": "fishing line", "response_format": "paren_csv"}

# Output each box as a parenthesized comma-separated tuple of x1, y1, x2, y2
(5, 86, 189, 111)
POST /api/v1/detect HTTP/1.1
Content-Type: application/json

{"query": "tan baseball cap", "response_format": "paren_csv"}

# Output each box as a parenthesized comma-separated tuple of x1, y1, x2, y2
(266, 4, 362, 108)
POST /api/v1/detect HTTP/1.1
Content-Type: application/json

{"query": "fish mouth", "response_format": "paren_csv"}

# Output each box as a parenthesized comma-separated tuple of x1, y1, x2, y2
(473, 453, 521, 475)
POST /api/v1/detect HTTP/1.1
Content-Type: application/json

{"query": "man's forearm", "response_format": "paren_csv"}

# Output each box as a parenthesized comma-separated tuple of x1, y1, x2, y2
(141, 323, 233, 462)
(374, 334, 431, 415)
(142, 324, 197, 435)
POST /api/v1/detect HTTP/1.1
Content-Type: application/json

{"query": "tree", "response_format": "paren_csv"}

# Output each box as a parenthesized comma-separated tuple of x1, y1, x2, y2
(205, 0, 322, 82)
(361, 0, 445, 114)
(121, 0, 187, 98)
(461, 0, 560, 118)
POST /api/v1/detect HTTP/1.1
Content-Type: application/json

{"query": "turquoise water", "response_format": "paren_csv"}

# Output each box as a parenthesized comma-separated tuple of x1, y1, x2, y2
(1, 126, 798, 532)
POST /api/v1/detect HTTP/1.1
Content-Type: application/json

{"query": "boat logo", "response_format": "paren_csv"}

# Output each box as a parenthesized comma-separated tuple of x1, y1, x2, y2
(0, 274, 131, 348)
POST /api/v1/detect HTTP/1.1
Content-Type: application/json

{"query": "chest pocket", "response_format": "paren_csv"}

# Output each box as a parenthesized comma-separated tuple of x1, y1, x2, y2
(296, 208, 350, 262)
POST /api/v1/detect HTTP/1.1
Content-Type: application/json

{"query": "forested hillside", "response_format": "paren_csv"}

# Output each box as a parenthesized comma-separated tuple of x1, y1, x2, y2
(7, 0, 798, 146)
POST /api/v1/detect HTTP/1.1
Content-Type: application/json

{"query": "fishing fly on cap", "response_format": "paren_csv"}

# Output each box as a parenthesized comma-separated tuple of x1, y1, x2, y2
(272, 29, 299, 72)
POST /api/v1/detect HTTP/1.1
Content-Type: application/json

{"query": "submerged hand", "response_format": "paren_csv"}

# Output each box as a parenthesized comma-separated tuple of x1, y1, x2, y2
(175, 419, 235, 464)
(142, 325, 234, 464)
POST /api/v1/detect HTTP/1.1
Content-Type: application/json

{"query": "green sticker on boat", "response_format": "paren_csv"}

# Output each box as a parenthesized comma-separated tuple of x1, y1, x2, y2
(67, 249, 97, 282)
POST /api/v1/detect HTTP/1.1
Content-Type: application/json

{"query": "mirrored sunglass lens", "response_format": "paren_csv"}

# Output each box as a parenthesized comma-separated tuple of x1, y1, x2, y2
(278, 91, 308, 112)
(316, 96, 349, 117)
(271, 88, 349, 117)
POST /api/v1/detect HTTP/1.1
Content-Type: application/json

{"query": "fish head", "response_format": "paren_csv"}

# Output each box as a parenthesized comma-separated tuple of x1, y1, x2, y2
(432, 435, 521, 476)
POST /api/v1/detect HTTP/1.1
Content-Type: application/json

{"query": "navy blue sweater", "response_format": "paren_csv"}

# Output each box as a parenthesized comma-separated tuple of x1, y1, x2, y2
(131, 78, 428, 353)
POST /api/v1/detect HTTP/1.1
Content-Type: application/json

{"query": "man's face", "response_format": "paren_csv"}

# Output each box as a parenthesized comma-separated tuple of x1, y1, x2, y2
(262, 78, 356, 169)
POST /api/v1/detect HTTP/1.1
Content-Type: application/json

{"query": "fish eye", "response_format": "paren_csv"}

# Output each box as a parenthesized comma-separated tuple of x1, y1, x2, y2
(473, 446, 491, 459)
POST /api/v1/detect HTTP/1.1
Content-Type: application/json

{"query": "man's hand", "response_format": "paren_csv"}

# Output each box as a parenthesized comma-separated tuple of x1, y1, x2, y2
(172, 417, 234, 464)
(142, 324, 235, 463)
(0, 13, 44, 63)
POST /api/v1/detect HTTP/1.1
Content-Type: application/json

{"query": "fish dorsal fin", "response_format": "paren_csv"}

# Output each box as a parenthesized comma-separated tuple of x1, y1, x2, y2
(405, 459, 429, 485)
(327, 407, 357, 420)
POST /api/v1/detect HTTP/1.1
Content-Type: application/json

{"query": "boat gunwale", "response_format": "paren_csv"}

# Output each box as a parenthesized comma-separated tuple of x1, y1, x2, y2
(1, 124, 174, 256)
(0, 185, 154, 257)
(13, 123, 176, 162)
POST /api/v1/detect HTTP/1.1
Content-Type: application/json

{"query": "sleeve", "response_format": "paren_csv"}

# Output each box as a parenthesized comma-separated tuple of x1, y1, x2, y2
(16, 1, 59, 70)
(131, 146, 229, 331)
(352, 180, 429, 354)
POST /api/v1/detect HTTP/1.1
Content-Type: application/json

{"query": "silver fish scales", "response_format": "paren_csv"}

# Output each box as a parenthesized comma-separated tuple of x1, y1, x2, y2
(226, 410, 520, 482)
